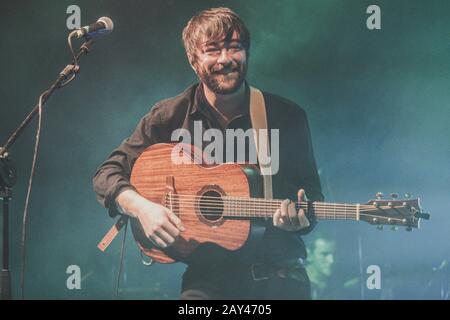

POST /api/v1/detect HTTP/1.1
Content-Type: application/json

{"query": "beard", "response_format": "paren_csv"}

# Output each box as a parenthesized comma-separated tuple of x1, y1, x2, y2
(195, 60, 247, 95)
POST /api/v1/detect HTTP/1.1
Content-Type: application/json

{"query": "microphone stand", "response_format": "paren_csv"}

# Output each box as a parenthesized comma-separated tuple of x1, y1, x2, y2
(0, 38, 94, 300)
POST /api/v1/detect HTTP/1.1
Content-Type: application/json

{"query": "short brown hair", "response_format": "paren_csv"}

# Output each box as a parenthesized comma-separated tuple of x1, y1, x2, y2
(182, 7, 250, 64)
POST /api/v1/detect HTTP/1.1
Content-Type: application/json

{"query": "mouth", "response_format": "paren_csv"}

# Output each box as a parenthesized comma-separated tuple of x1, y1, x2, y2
(213, 67, 238, 74)
(214, 70, 238, 77)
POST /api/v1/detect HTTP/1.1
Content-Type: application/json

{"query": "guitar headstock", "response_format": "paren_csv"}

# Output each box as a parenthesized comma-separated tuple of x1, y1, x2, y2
(360, 193, 430, 231)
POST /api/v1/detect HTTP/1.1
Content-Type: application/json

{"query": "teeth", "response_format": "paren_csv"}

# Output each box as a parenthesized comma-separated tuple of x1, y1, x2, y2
(218, 71, 236, 75)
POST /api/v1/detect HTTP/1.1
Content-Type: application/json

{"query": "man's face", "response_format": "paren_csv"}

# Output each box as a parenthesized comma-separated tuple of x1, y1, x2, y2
(311, 239, 335, 277)
(192, 31, 247, 94)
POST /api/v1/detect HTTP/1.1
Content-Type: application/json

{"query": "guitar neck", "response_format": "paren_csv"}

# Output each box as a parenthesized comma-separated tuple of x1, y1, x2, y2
(166, 194, 361, 222)
(221, 197, 361, 221)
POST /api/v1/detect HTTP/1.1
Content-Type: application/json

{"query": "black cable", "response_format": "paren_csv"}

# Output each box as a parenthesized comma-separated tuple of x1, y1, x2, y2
(59, 32, 79, 88)
(67, 31, 78, 68)
(14, 31, 87, 300)
(115, 218, 129, 298)
(20, 91, 46, 299)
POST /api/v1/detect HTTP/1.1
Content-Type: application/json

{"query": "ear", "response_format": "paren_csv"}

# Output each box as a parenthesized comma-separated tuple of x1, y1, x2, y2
(187, 53, 197, 72)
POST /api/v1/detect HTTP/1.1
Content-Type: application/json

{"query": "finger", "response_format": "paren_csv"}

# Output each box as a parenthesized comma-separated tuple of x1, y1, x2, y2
(149, 234, 167, 248)
(163, 220, 181, 238)
(280, 199, 290, 223)
(297, 209, 310, 229)
(298, 189, 307, 202)
(167, 210, 186, 231)
(273, 208, 281, 227)
(288, 201, 300, 227)
(155, 228, 176, 246)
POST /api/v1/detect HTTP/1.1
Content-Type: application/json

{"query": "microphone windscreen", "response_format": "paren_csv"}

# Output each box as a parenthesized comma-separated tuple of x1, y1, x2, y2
(98, 17, 114, 33)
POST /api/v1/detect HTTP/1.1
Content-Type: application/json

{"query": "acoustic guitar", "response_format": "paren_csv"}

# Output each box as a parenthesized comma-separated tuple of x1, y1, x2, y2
(102, 143, 430, 264)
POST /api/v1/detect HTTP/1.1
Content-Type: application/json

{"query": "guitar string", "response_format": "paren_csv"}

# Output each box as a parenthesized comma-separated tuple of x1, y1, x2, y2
(166, 193, 377, 207)
(161, 199, 408, 222)
(165, 194, 399, 212)
(163, 199, 410, 222)
(163, 201, 368, 214)
(134, 193, 412, 223)
(155, 207, 407, 223)
(165, 194, 387, 210)
(164, 201, 374, 212)
(165, 195, 376, 209)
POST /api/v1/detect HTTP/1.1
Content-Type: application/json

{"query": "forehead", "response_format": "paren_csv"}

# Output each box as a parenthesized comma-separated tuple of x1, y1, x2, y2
(315, 239, 335, 252)
(198, 30, 241, 47)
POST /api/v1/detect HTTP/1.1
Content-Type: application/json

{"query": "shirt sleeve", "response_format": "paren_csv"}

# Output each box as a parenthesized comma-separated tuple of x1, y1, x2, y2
(92, 105, 165, 217)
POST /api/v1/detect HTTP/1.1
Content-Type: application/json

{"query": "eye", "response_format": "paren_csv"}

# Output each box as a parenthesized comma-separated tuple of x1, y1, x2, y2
(229, 43, 243, 52)
(204, 47, 221, 55)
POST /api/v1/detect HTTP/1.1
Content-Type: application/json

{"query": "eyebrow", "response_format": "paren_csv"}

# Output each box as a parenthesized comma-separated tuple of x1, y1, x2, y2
(201, 38, 242, 47)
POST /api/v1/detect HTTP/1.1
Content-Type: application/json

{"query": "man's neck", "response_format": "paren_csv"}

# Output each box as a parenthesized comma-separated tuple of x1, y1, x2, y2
(202, 83, 246, 120)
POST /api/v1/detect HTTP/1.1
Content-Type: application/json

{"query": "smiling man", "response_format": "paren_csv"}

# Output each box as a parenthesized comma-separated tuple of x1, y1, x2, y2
(93, 7, 323, 299)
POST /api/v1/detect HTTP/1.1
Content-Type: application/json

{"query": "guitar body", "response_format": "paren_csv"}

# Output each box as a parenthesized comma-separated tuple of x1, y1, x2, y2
(130, 143, 263, 264)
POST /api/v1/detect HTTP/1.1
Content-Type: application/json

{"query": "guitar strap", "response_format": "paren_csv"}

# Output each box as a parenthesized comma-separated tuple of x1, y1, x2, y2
(241, 86, 272, 260)
(249, 86, 273, 200)
(97, 214, 127, 252)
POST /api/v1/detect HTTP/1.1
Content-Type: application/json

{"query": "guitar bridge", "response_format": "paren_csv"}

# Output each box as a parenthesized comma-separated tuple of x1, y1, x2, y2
(164, 176, 179, 214)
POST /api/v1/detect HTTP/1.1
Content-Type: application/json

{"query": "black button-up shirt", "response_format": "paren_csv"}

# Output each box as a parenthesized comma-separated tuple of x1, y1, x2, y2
(93, 82, 323, 263)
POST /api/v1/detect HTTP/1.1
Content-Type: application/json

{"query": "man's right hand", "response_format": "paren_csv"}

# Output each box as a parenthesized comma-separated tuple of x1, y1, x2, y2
(116, 189, 185, 248)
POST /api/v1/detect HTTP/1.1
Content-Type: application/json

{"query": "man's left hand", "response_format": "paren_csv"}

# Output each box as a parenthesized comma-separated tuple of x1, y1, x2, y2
(273, 189, 310, 231)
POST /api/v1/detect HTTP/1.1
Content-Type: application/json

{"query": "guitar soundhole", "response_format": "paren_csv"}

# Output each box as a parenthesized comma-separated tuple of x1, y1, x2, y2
(199, 190, 224, 222)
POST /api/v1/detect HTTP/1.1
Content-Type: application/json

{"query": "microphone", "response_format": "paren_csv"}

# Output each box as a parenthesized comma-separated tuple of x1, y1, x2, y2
(72, 17, 114, 39)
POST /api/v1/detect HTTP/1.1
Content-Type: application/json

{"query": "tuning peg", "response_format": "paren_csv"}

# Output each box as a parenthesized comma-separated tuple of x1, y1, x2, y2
(415, 212, 431, 220)
(391, 226, 398, 231)
(376, 225, 384, 230)
(390, 193, 399, 199)
(404, 193, 412, 199)
(376, 192, 383, 200)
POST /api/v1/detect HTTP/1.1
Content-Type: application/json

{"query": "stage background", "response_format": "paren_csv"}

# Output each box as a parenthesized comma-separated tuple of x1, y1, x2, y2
(1, 0, 449, 299)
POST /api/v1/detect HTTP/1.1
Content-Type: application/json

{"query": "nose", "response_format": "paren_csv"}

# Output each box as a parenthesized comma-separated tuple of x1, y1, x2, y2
(217, 48, 232, 65)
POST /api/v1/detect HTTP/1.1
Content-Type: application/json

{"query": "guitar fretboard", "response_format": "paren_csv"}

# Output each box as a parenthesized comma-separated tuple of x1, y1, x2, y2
(222, 197, 360, 221)
(165, 194, 362, 221)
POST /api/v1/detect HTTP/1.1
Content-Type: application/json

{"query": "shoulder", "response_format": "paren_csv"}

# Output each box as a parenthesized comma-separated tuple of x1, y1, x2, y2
(143, 84, 198, 125)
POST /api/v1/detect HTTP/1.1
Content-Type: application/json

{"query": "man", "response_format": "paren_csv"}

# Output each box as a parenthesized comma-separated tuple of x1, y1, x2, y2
(93, 7, 323, 299)
(305, 236, 336, 299)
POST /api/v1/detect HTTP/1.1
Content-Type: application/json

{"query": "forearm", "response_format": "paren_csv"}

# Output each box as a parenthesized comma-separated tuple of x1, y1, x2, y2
(115, 189, 153, 219)
(92, 157, 135, 216)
